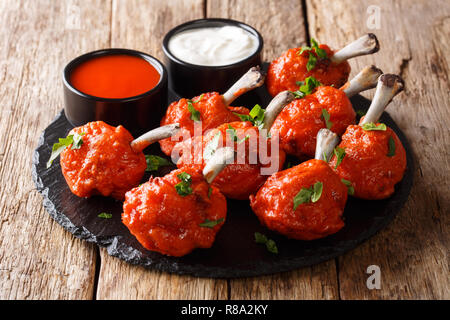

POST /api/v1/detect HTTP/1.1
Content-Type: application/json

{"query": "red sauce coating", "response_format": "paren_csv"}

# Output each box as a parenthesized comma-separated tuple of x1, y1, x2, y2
(70, 54, 160, 99)
(270, 86, 356, 158)
(330, 125, 406, 200)
(176, 121, 285, 200)
(250, 159, 347, 240)
(266, 45, 351, 97)
(122, 167, 227, 257)
(60, 121, 146, 200)
(159, 92, 249, 156)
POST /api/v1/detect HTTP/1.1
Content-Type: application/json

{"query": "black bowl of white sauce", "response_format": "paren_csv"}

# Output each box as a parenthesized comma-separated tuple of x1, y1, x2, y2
(162, 18, 263, 98)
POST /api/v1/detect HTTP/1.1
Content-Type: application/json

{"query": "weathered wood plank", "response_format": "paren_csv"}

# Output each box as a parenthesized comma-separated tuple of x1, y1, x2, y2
(306, 0, 450, 299)
(0, 0, 111, 299)
(95, 0, 229, 300)
(207, 0, 340, 300)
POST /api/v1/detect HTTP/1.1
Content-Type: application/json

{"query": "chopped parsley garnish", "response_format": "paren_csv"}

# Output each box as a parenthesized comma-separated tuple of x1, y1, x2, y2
(362, 122, 387, 131)
(234, 104, 265, 129)
(199, 218, 224, 228)
(387, 136, 396, 157)
(226, 125, 249, 144)
(293, 181, 323, 210)
(175, 172, 192, 196)
(145, 155, 172, 172)
(333, 146, 346, 169)
(290, 76, 322, 98)
(98, 212, 112, 219)
(187, 94, 203, 122)
(297, 38, 328, 71)
(254, 232, 278, 254)
(341, 179, 355, 195)
(321, 109, 333, 129)
(47, 132, 85, 168)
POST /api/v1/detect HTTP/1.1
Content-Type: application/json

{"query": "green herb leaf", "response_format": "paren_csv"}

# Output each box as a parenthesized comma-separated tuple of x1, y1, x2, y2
(341, 179, 355, 195)
(333, 147, 346, 169)
(193, 94, 204, 103)
(362, 122, 387, 131)
(321, 109, 333, 129)
(199, 217, 224, 228)
(145, 155, 172, 172)
(254, 232, 278, 254)
(387, 136, 396, 157)
(234, 104, 266, 130)
(175, 172, 192, 196)
(290, 76, 322, 98)
(47, 132, 85, 168)
(310, 38, 328, 59)
(293, 181, 323, 209)
(187, 100, 201, 122)
(226, 125, 249, 144)
(293, 187, 314, 210)
(297, 46, 311, 55)
(311, 181, 323, 203)
(306, 52, 317, 71)
(98, 212, 112, 219)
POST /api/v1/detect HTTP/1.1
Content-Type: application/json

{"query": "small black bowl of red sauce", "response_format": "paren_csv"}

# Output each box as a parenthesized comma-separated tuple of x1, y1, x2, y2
(162, 18, 263, 98)
(63, 48, 168, 136)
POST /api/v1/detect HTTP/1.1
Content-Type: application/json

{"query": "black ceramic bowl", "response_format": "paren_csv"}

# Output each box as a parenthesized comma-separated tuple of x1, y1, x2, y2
(162, 18, 263, 98)
(63, 48, 168, 136)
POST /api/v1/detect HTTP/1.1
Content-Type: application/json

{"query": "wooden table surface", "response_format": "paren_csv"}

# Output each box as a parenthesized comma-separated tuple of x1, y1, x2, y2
(0, 0, 448, 300)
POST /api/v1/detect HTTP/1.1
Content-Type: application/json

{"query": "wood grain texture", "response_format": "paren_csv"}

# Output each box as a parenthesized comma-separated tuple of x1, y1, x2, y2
(95, 0, 230, 300)
(306, 0, 450, 299)
(0, 0, 111, 299)
(207, 0, 339, 300)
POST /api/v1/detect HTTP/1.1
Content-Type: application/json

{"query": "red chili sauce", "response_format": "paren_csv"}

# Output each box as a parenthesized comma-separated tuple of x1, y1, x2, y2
(70, 54, 160, 99)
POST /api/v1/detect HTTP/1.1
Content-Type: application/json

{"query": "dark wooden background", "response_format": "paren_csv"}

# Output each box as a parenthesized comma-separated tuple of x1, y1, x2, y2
(0, 0, 448, 299)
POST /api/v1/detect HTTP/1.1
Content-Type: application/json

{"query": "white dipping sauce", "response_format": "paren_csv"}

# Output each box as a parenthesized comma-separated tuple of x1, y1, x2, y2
(168, 26, 259, 66)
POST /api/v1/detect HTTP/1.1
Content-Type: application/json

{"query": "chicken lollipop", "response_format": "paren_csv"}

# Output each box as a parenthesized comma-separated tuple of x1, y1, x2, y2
(159, 66, 265, 156)
(49, 121, 180, 200)
(175, 91, 295, 200)
(267, 34, 379, 96)
(122, 147, 235, 257)
(329, 74, 406, 200)
(270, 65, 383, 159)
(250, 129, 347, 240)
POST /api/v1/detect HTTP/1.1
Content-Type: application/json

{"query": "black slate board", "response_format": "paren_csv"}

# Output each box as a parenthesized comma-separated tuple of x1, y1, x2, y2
(32, 84, 414, 278)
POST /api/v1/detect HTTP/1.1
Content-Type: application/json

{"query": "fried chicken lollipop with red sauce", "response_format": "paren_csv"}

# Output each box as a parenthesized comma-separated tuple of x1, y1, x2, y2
(250, 129, 348, 240)
(159, 66, 265, 156)
(270, 65, 383, 159)
(49, 121, 179, 200)
(175, 91, 295, 200)
(329, 74, 406, 200)
(122, 147, 235, 257)
(267, 34, 379, 97)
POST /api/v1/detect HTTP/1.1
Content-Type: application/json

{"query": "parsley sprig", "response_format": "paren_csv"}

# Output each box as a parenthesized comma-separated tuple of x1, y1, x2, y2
(290, 76, 322, 99)
(387, 136, 396, 157)
(175, 172, 193, 196)
(297, 38, 328, 71)
(321, 109, 333, 130)
(333, 147, 346, 169)
(145, 155, 172, 172)
(47, 132, 85, 168)
(254, 232, 278, 254)
(362, 122, 387, 131)
(293, 181, 323, 210)
(199, 218, 224, 228)
(233, 104, 265, 129)
(187, 94, 204, 122)
(341, 179, 355, 195)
